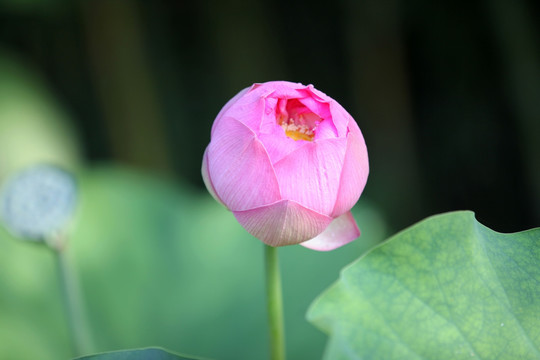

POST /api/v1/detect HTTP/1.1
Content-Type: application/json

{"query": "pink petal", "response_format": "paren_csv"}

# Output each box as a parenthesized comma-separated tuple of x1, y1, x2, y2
(273, 138, 347, 215)
(259, 96, 280, 134)
(206, 117, 281, 211)
(298, 95, 331, 121)
(233, 200, 333, 247)
(258, 130, 307, 164)
(220, 94, 267, 133)
(306, 84, 331, 102)
(211, 86, 252, 137)
(331, 120, 369, 217)
(256, 81, 309, 98)
(222, 82, 309, 133)
(300, 211, 360, 251)
(201, 147, 225, 207)
(328, 101, 353, 137)
(314, 116, 339, 140)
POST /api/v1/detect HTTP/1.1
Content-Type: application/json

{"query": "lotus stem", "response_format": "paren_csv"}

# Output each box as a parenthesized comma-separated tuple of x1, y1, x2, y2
(264, 244, 286, 360)
(53, 241, 92, 356)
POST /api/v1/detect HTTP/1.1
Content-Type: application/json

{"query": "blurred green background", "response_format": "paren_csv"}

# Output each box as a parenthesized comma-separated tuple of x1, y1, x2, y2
(0, 166, 387, 360)
(0, 0, 538, 359)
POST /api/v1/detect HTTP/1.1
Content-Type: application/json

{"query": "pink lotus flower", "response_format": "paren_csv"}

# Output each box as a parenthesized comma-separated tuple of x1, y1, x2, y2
(202, 81, 369, 251)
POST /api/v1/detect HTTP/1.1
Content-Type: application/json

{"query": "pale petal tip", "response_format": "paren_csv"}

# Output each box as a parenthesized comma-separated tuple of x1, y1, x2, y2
(233, 200, 334, 247)
(300, 211, 360, 251)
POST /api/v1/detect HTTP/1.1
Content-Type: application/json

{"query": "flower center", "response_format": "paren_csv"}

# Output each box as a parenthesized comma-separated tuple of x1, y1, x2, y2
(276, 99, 322, 141)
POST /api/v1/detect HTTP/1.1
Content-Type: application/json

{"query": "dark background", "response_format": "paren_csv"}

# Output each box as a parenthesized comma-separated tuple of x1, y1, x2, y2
(1, 0, 539, 233)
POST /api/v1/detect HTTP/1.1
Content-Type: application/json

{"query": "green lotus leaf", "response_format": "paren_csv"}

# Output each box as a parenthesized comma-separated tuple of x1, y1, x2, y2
(308, 211, 540, 360)
(74, 347, 205, 360)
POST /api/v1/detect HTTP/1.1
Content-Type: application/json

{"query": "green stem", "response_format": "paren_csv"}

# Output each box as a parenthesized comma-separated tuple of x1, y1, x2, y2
(54, 246, 92, 357)
(264, 244, 286, 360)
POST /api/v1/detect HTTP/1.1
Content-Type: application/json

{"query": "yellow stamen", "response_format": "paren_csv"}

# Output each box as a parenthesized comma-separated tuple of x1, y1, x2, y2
(280, 117, 315, 141)
(285, 130, 314, 141)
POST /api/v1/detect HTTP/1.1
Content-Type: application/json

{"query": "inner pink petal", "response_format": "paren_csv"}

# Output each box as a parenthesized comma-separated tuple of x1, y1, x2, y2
(298, 95, 331, 123)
